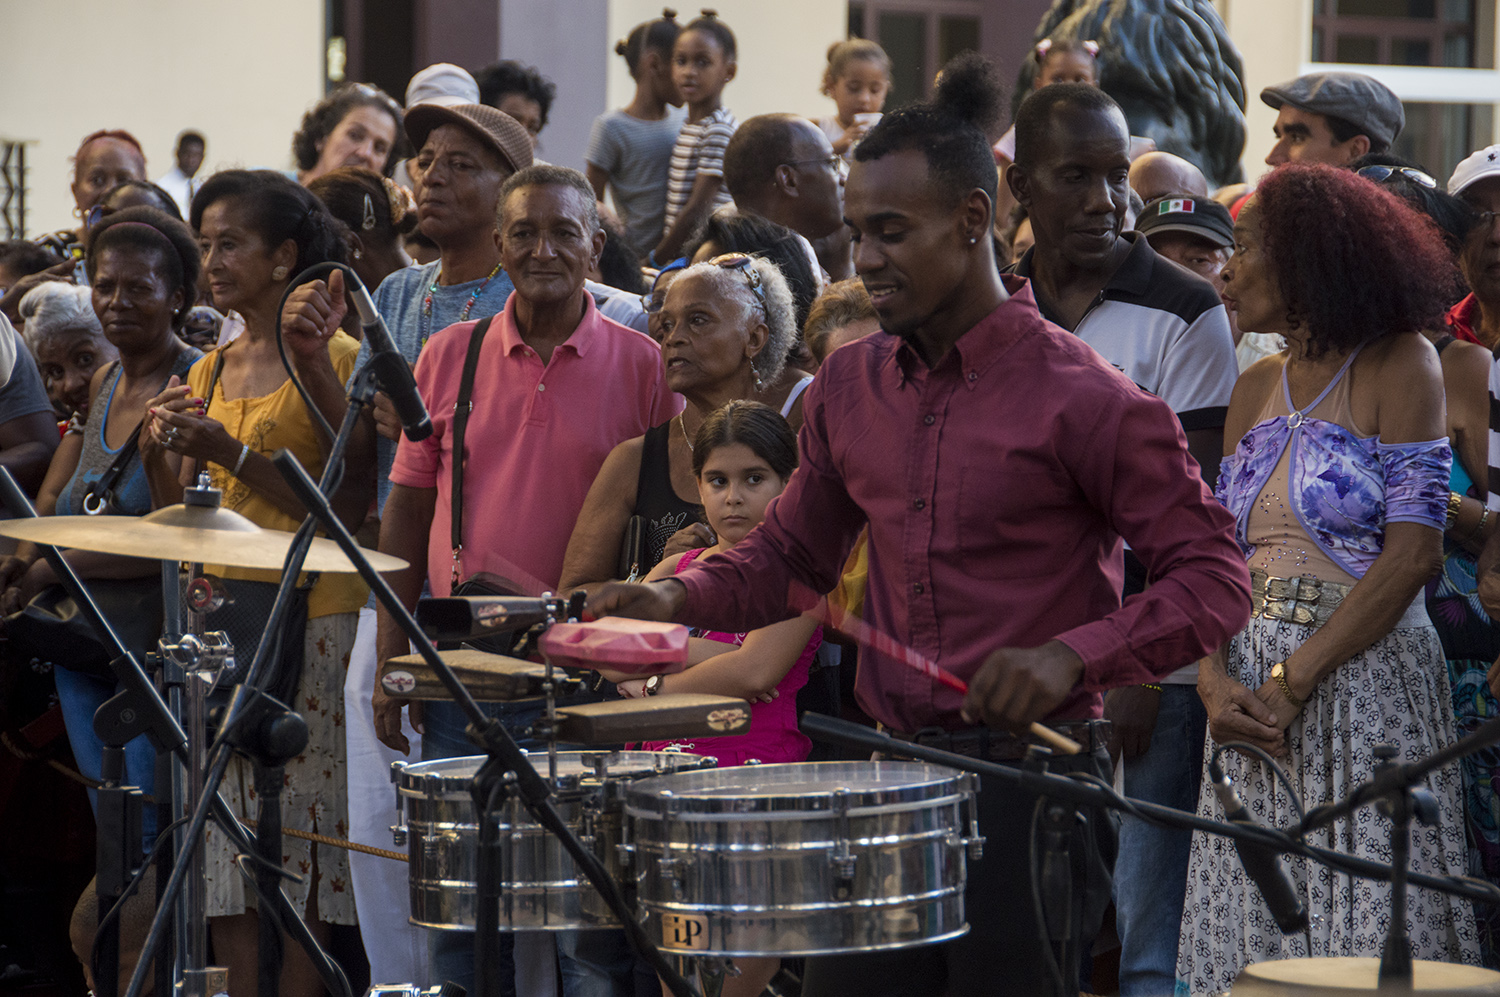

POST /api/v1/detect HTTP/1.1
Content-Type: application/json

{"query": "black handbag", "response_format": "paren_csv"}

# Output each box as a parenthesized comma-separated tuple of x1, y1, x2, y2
(5, 578, 163, 680)
(618, 515, 646, 582)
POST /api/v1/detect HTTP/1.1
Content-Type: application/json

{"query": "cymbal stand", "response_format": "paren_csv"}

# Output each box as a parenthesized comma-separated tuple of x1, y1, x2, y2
(1371, 743, 1441, 987)
(0, 469, 349, 997)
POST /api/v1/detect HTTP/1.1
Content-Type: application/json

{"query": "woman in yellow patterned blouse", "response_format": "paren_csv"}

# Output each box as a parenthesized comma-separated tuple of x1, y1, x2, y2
(142, 169, 374, 997)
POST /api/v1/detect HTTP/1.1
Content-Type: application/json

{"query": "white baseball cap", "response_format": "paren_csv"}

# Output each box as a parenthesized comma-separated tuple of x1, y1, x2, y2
(405, 63, 480, 109)
(1448, 144, 1500, 196)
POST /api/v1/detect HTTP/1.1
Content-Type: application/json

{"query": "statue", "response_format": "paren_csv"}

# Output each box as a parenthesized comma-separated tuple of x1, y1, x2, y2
(1019, 0, 1247, 187)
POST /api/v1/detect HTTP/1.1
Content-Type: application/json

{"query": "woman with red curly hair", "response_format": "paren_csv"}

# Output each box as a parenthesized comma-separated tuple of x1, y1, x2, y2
(1178, 163, 1480, 992)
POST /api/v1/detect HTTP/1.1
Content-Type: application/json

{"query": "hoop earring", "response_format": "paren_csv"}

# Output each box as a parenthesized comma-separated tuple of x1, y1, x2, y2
(271, 266, 289, 281)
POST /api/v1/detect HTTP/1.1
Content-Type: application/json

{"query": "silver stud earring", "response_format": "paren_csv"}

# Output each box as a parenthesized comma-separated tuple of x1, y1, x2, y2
(353, 248, 362, 260)
(969, 237, 977, 245)
(271, 265, 289, 280)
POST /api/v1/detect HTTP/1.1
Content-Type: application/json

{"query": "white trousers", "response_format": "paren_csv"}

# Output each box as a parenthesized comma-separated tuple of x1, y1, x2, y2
(344, 607, 429, 986)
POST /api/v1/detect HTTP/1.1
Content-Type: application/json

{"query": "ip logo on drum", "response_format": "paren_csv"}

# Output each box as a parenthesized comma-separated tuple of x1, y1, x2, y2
(662, 913, 710, 951)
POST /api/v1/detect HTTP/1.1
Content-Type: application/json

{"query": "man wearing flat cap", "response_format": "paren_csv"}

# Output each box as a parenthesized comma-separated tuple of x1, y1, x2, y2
(1262, 71, 1405, 168)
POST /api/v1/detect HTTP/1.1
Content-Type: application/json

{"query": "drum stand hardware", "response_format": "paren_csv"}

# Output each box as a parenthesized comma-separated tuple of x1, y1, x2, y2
(0, 468, 356, 997)
(269, 448, 707, 997)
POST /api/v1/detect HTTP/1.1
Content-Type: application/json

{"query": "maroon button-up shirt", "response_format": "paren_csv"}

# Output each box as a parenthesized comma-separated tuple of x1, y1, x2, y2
(674, 278, 1251, 731)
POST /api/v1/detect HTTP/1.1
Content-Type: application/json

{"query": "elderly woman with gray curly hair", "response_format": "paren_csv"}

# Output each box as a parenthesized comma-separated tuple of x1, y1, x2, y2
(19, 282, 118, 423)
(561, 253, 802, 591)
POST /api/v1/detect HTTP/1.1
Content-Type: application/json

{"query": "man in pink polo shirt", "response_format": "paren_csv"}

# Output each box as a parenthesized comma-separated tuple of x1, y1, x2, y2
(373, 164, 677, 994)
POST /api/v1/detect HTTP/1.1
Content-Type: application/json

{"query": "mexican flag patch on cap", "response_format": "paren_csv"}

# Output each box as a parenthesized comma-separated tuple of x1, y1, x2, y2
(1162, 198, 1194, 214)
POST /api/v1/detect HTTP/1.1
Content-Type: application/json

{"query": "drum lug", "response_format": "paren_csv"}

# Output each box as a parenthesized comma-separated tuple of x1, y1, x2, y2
(658, 855, 688, 900)
(962, 774, 985, 860)
(830, 789, 858, 900)
(391, 824, 407, 848)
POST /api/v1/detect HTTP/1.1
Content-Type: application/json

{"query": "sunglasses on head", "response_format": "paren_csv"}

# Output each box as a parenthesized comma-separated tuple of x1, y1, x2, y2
(707, 252, 769, 320)
(1356, 164, 1437, 189)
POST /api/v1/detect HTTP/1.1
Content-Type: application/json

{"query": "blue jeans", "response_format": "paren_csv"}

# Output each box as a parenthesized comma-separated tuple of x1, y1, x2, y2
(1113, 684, 1207, 996)
(421, 699, 641, 997)
(55, 667, 159, 851)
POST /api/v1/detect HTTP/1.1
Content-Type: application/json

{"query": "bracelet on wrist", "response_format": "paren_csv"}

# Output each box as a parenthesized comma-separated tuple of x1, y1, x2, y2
(1446, 491, 1464, 530)
(1465, 505, 1491, 543)
(230, 442, 251, 477)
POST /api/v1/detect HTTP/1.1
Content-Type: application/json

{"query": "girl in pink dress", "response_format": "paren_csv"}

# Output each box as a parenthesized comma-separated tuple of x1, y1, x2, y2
(616, 399, 821, 765)
(614, 399, 820, 997)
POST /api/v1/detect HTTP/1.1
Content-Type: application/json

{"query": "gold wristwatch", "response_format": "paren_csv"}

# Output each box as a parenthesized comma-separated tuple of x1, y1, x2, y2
(1270, 661, 1305, 710)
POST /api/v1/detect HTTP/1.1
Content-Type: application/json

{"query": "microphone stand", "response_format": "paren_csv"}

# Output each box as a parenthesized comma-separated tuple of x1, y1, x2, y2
(0, 469, 351, 997)
(268, 449, 705, 997)
(800, 713, 1500, 907)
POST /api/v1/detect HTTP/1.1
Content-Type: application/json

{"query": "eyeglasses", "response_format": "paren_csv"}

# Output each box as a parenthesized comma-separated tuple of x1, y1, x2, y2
(641, 257, 689, 314)
(708, 252, 769, 320)
(1356, 164, 1437, 189)
(782, 155, 849, 182)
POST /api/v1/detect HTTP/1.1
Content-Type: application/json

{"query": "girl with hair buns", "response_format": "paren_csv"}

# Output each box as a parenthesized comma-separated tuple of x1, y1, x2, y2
(142, 169, 374, 997)
(307, 166, 417, 293)
(816, 38, 892, 155)
(586, 8, 686, 257)
(653, 9, 739, 263)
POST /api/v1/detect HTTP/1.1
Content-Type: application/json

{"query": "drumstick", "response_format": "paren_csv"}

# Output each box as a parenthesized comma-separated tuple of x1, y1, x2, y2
(798, 587, 1081, 756)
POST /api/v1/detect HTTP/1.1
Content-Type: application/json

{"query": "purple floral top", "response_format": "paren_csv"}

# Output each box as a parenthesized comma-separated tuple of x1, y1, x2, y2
(1216, 353, 1450, 580)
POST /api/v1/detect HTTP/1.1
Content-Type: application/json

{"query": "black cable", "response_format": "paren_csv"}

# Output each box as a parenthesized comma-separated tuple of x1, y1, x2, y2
(1027, 796, 1067, 997)
(90, 816, 190, 990)
(1211, 742, 1307, 823)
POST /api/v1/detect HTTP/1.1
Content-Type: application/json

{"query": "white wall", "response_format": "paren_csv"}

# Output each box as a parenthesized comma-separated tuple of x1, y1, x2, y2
(0, 0, 325, 238)
(500, 0, 609, 172)
(605, 0, 846, 128)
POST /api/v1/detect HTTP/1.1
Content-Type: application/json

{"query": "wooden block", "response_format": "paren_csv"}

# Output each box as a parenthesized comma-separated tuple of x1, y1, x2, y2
(552, 694, 751, 745)
(380, 649, 575, 702)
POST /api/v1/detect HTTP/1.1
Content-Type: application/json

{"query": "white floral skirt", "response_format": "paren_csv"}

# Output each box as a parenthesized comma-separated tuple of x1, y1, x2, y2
(202, 611, 358, 924)
(1176, 614, 1480, 995)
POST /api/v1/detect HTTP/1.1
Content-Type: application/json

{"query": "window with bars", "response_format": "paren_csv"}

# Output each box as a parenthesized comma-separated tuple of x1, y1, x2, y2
(1311, 0, 1476, 67)
(848, 2, 982, 110)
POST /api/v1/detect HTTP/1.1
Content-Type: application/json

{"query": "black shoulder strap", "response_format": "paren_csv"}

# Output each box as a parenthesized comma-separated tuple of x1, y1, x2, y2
(1434, 333, 1457, 356)
(82, 363, 143, 515)
(450, 315, 495, 587)
(188, 349, 229, 484)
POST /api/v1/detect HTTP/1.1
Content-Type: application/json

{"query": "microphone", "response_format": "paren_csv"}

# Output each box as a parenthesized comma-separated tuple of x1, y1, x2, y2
(346, 273, 432, 441)
(1211, 759, 1309, 934)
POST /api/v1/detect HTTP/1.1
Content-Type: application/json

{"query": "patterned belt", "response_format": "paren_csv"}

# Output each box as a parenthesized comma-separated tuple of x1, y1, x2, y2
(1249, 568, 1351, 629)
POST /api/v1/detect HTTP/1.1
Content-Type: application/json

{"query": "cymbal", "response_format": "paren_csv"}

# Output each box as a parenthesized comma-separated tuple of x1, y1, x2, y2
(0, 503, 406, 574)
(1233, 957, 1500, 994)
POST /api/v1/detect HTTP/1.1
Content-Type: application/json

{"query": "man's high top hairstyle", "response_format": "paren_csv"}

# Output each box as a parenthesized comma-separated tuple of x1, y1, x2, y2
(1012, 82, 1125, 169)
(497, 164, 601, 233)
(854, 60, 1001, 218)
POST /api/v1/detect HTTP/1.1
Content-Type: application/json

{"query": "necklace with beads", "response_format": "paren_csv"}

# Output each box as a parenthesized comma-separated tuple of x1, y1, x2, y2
(420, 261, 502, 346)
